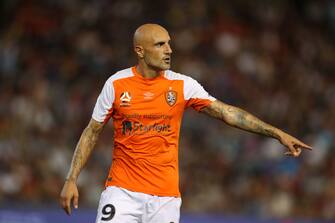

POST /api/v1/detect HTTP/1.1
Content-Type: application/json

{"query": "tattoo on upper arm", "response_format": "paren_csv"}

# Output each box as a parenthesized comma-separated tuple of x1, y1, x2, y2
(202, 101, 229, 120)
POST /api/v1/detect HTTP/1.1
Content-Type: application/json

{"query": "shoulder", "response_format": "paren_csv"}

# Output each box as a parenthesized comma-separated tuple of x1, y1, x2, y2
(164, 70, 201, 88)
(164, 70, 196, 83)
(106, 67, 135, 85)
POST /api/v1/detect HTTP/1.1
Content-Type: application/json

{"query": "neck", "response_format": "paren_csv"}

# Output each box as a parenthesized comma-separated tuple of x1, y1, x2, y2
(137, 62, 161, 79)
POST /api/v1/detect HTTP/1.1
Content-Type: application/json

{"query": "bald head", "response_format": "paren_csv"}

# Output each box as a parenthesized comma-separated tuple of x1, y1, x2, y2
(133, 24, 169, 47)
(133, 23, 172, 73)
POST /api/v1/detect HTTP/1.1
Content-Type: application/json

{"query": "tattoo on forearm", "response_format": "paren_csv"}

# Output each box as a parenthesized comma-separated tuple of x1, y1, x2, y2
(203, 101, 279, 139)
(67, 121, 103, 181)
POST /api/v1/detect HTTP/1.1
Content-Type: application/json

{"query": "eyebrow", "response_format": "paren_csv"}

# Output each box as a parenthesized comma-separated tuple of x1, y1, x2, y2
(155, 41, 165, 45)
(154, 40, 171, 45)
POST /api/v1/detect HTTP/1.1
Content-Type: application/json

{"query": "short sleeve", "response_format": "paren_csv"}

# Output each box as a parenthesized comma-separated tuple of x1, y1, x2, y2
(92, 79, 115, 123)
(184, 77, 216, 111)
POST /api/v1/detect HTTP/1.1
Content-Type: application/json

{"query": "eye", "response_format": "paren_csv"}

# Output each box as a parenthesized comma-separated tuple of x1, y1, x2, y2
(155, 42, 165, 47)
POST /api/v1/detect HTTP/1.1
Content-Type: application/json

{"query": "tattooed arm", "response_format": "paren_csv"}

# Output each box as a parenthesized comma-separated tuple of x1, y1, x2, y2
(60, 118, 105, 215)
(202, 100, 312, 156)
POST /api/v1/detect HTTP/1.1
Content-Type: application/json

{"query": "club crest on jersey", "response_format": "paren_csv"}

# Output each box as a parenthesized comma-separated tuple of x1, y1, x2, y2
(165, 88, 177, 106)
(120, 91, 131, 107)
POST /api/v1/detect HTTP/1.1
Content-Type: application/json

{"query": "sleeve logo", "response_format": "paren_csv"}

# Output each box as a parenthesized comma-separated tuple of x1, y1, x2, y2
(165, 88, 177, 106)
(120, 92, 131, 107)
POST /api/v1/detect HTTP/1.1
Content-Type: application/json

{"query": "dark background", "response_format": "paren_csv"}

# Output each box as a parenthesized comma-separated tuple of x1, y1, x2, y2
(0, 0, 334, 220)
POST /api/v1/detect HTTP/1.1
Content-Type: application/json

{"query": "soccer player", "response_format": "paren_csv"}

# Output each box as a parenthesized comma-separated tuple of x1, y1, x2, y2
(60, 24, 312, 223)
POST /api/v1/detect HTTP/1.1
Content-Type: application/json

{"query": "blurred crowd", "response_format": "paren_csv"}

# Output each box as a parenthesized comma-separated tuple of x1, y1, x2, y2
(0, 0, 334, 220)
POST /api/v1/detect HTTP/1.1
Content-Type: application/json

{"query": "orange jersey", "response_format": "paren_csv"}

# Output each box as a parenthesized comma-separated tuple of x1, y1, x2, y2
(92, 66, 216, 197)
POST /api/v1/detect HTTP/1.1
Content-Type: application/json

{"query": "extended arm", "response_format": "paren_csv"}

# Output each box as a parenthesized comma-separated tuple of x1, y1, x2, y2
(202, 100, 312, 156)
(60, 118, 105, 215)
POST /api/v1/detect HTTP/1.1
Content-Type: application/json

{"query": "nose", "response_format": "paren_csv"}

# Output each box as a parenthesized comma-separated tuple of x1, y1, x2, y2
(165, 44, 172, 54)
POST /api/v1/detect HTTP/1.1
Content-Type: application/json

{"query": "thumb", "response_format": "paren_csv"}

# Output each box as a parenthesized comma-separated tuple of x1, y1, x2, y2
(73, 194, 79, 209)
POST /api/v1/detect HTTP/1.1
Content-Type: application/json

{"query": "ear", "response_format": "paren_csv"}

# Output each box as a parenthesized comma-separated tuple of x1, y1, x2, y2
(134, 45, 144, 58)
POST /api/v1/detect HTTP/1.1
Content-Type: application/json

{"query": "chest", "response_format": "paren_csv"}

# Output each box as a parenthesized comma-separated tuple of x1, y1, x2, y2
(112, 78, 185, 116)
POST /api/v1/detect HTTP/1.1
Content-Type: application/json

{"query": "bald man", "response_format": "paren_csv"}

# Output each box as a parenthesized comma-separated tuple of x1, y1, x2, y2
(60, 24, 312, 223)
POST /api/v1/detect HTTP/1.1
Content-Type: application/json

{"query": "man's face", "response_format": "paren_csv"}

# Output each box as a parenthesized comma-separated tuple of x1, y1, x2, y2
(141, 29, 172, 71)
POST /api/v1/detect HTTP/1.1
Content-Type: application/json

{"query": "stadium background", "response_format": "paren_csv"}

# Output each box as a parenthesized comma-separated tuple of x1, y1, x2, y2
(0, 0, 334, 222)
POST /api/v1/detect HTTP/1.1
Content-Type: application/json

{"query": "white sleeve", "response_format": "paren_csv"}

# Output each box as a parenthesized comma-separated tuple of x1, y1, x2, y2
(92, 79, 115, 123)
(184, 77, 216, 111)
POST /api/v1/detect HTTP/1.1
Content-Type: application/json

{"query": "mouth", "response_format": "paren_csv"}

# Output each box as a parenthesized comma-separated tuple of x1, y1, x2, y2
(163, 57, 171, 64)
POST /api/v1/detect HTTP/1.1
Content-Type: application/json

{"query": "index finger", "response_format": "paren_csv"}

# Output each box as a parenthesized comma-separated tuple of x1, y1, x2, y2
(295, 142, 312, 150)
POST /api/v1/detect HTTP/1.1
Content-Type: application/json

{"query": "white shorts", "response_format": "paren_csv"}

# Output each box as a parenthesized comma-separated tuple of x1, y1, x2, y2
(95, 186, 182, 223)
